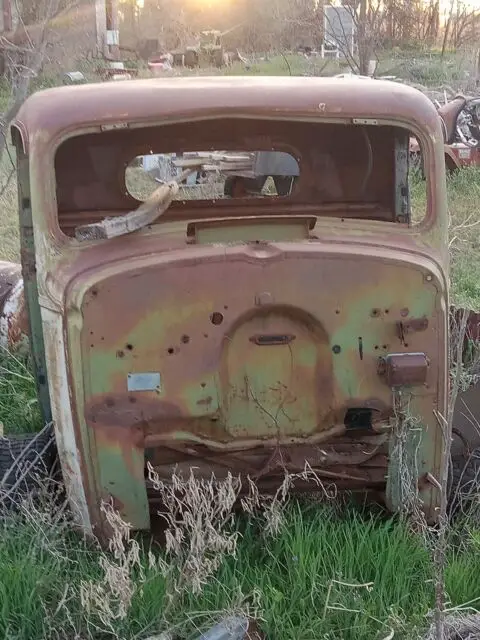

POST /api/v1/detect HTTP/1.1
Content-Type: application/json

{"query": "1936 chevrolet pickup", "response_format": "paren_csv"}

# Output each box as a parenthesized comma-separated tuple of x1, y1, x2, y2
(6, 76, 470, 538)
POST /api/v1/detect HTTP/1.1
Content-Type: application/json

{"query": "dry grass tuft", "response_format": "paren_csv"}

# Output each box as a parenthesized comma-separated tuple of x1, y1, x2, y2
(80, 501, 145, 631)
(147, 465, 243, 595)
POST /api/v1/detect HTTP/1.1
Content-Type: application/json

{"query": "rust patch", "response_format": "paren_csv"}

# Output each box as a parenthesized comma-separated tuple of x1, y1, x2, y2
(87, 394, 183, 429)
(397, 316, 429, 345)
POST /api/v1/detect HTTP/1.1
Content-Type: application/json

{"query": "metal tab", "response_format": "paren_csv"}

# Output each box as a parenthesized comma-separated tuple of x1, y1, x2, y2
(352, 118, 378, 125)
(127, 372, 161, 392)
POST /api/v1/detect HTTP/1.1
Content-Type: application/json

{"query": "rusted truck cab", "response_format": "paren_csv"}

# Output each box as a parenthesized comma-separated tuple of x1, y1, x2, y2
(12, 77, 449, 538)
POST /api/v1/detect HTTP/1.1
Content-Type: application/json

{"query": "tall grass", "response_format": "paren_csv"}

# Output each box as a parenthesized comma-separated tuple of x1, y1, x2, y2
(0, 350, 42, 435)
(0, 497, 479, 640)
(446, 168, 480, 311)
(409, 166, 480, 311)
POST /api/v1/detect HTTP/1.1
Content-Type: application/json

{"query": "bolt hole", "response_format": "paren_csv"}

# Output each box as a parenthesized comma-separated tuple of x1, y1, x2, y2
(91, 288, 98, 297)
(201, 382, 206, 388)
(374, 345, 379, 350)
(210, 312, 224, 325)
(335, 309, 340, 315)
(203, 333, 208, 338)
(385, 309, 389, 314)
(126, 344, 133, 351)
(167, 347, 175, 355)
(116, 350, 124, 358)
(382, 344, 387, 349)
(181, 334, 190, 344)
(224, 305, 228, 310)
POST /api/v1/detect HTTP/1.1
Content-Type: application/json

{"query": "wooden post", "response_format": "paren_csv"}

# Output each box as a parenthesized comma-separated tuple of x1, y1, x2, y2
(476, 49, 480, 88)
(106, 0, 120, 59)
(358, 0, 367, 75)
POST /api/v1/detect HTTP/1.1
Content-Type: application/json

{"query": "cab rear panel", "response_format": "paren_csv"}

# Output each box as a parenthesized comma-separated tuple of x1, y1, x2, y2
(68, 236, 447, 532)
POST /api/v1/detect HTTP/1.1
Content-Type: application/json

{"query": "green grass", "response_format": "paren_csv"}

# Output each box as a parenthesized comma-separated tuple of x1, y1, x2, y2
(0, 500, 479, 640)
(0, 145, 21, 263)
(409, 166, 480, 310)
(0, 350, 42, 435)
(445, 168, 480, 311)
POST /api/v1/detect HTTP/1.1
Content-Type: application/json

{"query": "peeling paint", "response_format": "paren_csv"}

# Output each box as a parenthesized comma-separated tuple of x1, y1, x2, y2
(9, 77, 464, 536)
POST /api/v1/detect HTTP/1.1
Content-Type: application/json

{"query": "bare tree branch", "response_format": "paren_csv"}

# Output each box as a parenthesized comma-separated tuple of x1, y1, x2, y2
(0, 0, 70, 162)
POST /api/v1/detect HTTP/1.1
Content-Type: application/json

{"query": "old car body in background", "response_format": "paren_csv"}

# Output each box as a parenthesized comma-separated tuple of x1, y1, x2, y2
(410, 94, 480, 172)
(4, 76, 473, 539)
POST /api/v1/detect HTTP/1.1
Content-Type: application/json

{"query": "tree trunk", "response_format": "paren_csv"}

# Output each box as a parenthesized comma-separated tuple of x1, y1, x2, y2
(441, 0, 455, 59)
(358, 0, 368, 76)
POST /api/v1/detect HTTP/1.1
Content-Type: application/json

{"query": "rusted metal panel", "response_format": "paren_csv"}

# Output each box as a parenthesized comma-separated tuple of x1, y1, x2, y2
(12, 77, 442, 155)
(438, 96, 467, 143)
(12, 77, 454, 535)
(463, 310, 480, 342)
(452, 382, 480, 455)
(69, 241, 447, 527)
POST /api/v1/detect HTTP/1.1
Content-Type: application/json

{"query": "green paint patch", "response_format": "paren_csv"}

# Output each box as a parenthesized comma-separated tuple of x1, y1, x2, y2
(96, 438, 150, 529)
(330, 268, 438, 397)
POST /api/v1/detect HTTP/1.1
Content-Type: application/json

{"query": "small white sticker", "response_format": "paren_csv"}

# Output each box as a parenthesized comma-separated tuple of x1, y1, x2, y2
(458, 148, 471, 159)
(127, 372, 161, 392)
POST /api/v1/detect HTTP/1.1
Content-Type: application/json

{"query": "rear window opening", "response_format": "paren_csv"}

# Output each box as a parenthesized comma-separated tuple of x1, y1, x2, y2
(54, 118, 427, 237)
(125, 151, 300, 202)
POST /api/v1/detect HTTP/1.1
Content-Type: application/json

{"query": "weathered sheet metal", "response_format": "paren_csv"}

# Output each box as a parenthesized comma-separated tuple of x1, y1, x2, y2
(0, 261, 28, 353)
(12, 77, 441, 154)
(11, 77, 455, 538)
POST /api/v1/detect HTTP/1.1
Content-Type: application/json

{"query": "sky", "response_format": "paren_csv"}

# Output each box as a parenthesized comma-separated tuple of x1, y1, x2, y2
(439, 0, 480, 9)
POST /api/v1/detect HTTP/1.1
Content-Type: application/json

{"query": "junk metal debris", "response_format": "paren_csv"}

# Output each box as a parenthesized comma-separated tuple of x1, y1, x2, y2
(0, 261, 28, 353)
(7, 77, 480, 539)
(63, 71, 86, 85)
(197, 616, 263, 640)
(143, 617, 264, 640)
